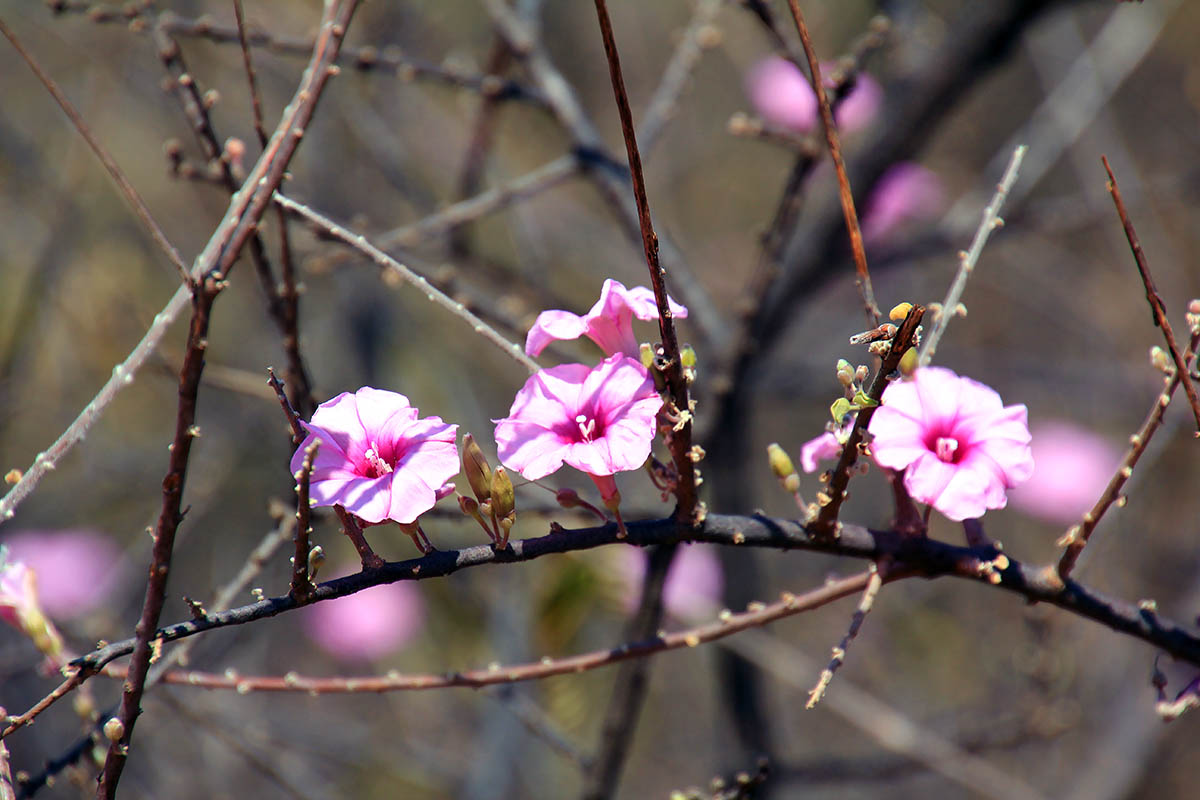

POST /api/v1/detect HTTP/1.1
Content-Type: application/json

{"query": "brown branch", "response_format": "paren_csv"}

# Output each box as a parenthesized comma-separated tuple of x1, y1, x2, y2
(592, 0, 698, 525)
(0, 708, 12, 800)
(98, 570, 873, 695)
(1101, 156, 1200, 433)
(0, 671, 86, 740)
(0, 17, 188, 282)
(93, 3, 360, 796)
(290, 441, 319, 601)
(813, 305, 926, 538)
(784, 0, 879, 326)
(1057, 328, 1200, 578)
(806, 562, 885, 708)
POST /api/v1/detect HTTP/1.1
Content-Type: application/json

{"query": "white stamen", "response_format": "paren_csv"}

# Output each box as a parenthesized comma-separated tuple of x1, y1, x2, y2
(575, 414, 596, 442)
(935, 436, 959, 462)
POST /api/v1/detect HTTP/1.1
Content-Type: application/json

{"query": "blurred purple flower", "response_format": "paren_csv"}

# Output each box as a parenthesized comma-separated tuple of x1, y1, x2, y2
(0, 529, 123, 620)
(525, 279, 687, 359)
(861, 162, 945, 245)
(1009, 421, 1121, 524)
(869, 367, 1034, 521)
(618, 544, 725, 620)
(291, 388, 459, 525)
(494, 354, 661, 502)
(746, 57, 881, 134)
(304, 573, 425, 662)
(0, 552, 39, 632)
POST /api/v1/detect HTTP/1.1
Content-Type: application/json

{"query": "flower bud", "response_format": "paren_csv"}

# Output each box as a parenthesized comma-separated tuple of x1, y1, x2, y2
(103, 717, 125, 743)
(888, 302, 913, 322)
(639, 342, 655, 371)
(835, 359, 855, 388)
(307, 545, 325, 581)
(555, 487, 582, 509)
(1149, 345, 1170, 372)
(767, 443, 801, 494)
(461, 434, 493, 503)
(490, 466, 515, 521)
(898, 346, 919, 376)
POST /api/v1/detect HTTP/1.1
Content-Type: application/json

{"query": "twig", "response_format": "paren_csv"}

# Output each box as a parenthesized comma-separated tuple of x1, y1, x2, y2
(592, 0, 698, 524)
(813, 305, 926, 538)
(97, 570, 873, 694)
(1057, 328, 1200, 578)
(232, 0, 268, 146)
(1101, 156, 1200, 432)
(806, 563, 884, 708)
(334, 505, 384, 571)
(0, 672, 86, 740)
(784, 0, 879, 326)
(290, 441, 319, 601)
(919, 145, 1027, 366)
(274, 193, 540, 375)
(0, 708, 12, 800)
(94, 4, 360, 796)
(267, 368, 305, 443)
(0, 18, 188, 282)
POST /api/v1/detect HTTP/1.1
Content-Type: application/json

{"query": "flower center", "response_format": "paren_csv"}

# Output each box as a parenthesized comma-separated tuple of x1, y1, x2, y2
(362, 443, 394, 478)
(575, 414, 597, 443)
(934, 436, 959, 463)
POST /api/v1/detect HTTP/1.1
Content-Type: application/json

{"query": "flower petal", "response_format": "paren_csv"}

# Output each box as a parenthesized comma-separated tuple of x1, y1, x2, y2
(525, 309, 589, 356)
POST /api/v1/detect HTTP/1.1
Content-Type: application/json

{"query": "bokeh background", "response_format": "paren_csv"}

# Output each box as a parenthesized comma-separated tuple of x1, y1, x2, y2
(2, 0, 1200, 797)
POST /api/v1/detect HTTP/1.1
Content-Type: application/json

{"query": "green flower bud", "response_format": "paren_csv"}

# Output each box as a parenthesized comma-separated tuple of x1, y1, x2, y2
(898, 347, 919, 376)
(462, 434, 493, 503)
(491, 466, 515, 521)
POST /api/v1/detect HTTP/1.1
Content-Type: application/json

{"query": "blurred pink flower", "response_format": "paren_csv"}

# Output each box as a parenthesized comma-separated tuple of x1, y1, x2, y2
(0, 529, 123, 620)
(494, 354, 661, 501)
(525, 279, 687, 359)
(304, 575, 425, 662)
(862, 162, 945, 245)
(800, 431, 843, 473)
(292, 388, 459, 525)
(869, 367, 1033, 521)
(0, 552, 39, 632)
(1009, 421, 1121, 524)
(746, 57, 881, 134)
(618, 544, 725, 620)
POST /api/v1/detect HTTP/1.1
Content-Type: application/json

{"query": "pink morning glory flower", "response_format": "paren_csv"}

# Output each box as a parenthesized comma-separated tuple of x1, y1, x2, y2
(494, 353, 662, 499)
(303, 568, 425, 662)
(861, 162, 945, 245)
(0, 529, 124, 621)
(292, 388, 459, 525)
(868, 367, 1033, 521)
(1009, 421, 1121, 524)
(746, 56, 882, 134)
(525, 279, 688, 359)
(0, 550, 39, 632)
(617, 544, 725, 621)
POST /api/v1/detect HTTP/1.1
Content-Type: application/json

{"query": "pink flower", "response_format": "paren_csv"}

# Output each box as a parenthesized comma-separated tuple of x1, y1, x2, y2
(617, 545, 725, 621)
(494, 354, 662, 498)
(292, 388, 459, 525)
(868, 367, 1033, 521)
(746, 57, 881, 134)
(862, 162, 945, 245)
(525, 279, 688, 359)
(1009, 421, 1121, 524)
(304, 570, 425, 662)
(0, 551, 39, 632)
(0, 529, 124, 620)
(800, 431, 843, 473)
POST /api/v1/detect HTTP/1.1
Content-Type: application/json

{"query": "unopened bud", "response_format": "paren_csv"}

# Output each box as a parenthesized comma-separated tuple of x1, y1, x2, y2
(103, 717, 125, 743)
(639, 342, 655, 370)
(1149, 345, 1170, 372)
(307, 545, 325, 581)
(898, 346, 919, 376)
(555, 488, 582, 509)
(490, 466, 515, 520)
(888, 302, 913, 322)
(835, 359, 854, 388)
(458, 494, 480, 515)
(461, 434, 493, 503)
(767, 443, 797, 480)
(680, 344, 697, 369)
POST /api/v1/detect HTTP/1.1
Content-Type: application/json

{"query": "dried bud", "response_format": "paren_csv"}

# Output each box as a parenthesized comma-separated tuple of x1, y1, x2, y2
(461, 434, 492, 503)
(555, 487, 582, 509)
(458, 494, 480, 515)
(490, 466, 515, 521)
(888, 302, 913, 322)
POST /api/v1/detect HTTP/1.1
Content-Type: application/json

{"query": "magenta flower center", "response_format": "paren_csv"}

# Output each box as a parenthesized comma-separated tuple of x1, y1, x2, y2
(362, 443, 394, 478)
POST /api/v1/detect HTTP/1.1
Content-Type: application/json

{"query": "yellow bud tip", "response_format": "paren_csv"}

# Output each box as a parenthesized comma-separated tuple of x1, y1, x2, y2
(888, 302, 914, 322)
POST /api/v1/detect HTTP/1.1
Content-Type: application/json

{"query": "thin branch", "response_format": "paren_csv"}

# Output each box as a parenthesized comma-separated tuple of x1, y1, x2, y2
(784, 0, 878, 325)
(98, 571, 873, 695)
(1057, 328, 1200, 578)
(806, 563, 884, 708)
(267, 368, 304, 443)
(290, 440, 319, 601)
(919, 145, 1027, 366)
(0, 672, 86, 740)
(232, 0, 269, 147)
(1101, 156, 1200, 432)
(0, 709, 12, 800)
(0, 17, 189, 282)
(592, 0, 698, 524)
(274, 193, 540, 374)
